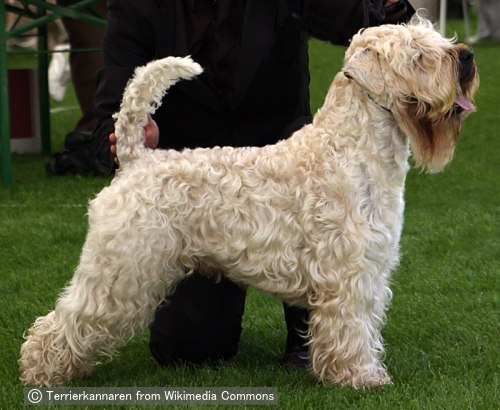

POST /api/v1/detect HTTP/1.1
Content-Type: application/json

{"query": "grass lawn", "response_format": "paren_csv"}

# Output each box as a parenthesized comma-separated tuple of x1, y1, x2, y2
(1, 20, 499, 409)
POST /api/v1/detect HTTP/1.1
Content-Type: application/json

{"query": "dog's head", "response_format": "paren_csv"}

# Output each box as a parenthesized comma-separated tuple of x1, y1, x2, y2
(343, 18, 479, 172)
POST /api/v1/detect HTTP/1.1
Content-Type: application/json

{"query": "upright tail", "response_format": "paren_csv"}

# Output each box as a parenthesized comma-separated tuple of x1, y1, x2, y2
(113, 56, 203, 166)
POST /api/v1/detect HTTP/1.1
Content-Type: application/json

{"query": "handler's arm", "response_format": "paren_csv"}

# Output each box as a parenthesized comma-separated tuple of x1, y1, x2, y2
(92, 0, 157, 174)
(288, 0, 415, 45)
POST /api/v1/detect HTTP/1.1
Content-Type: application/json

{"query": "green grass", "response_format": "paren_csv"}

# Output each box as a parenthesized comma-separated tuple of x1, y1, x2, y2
(1, 20, 499, 409)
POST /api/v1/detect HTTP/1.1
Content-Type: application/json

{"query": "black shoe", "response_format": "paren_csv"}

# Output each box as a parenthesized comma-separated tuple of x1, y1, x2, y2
(282, 304, 310, 368)
(281, 346, 310, 368)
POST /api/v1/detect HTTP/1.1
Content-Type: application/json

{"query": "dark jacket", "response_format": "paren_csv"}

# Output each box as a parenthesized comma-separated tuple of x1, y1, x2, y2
(93, 0, 414, 173)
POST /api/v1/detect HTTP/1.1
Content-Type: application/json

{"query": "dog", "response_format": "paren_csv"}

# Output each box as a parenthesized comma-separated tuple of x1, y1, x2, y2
(19, 18, 478, 388)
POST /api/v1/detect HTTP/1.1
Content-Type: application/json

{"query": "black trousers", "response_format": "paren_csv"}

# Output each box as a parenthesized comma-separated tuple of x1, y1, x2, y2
(149, 273, 309, 365)
(57, 0, 107, 133)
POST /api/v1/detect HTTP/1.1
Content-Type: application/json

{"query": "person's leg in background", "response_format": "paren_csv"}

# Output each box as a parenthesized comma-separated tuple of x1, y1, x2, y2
(56, 0, 107, 134)
(467, 0, 500, 44)
(150, 274, 247, 365)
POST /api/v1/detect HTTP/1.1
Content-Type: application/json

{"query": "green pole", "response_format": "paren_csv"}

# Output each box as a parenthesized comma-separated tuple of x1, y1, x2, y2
(37, 4, 51, 155)
(0, 0, 13, 185)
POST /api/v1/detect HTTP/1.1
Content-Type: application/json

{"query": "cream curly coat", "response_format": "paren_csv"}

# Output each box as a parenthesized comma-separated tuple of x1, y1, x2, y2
(20, 19, 478, 388)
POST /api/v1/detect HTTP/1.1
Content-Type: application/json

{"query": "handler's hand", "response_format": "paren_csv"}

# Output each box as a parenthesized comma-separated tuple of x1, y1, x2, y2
(109, 114, 160, 163)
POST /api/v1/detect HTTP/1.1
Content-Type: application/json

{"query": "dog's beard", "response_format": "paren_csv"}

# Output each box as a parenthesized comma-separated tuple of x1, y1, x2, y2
(394, 49, 478, 173)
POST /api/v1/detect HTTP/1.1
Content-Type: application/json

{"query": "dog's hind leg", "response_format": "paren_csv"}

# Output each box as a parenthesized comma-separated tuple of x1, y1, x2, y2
(20, 211, 185, 386)
(307, 277, 392, 389)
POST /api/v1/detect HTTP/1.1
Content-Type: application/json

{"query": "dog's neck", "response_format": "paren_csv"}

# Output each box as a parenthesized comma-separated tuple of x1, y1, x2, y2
(310, 73, 410, 185)
(314, 73, 394, 125)
(367, 93, 392, 114)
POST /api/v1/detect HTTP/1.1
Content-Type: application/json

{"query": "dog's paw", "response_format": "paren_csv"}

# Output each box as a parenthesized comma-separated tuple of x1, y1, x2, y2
(317, 363, 391, 389)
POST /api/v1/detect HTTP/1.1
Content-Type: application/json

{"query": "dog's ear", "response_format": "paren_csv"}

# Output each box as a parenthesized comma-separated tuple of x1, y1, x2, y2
(343, 48, 385, 96)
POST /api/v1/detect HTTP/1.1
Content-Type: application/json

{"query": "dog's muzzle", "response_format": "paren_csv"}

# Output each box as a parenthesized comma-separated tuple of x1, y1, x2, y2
(452, 47, 476, 115)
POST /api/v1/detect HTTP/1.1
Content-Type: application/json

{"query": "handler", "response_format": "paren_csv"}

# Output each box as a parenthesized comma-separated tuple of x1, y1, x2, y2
(92, 0, 414, 368)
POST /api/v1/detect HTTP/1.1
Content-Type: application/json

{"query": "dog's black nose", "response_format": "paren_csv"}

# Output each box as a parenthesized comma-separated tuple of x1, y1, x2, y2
(458, 48, 475, 82)
(459, 49, 474, 64)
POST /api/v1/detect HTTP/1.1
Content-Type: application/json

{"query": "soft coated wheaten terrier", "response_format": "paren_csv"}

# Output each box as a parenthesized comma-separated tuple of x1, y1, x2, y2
(20, 19, 478, 388)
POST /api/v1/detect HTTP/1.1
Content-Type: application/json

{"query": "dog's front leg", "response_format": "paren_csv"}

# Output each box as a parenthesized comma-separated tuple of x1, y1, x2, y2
(307, 286, 391, 389)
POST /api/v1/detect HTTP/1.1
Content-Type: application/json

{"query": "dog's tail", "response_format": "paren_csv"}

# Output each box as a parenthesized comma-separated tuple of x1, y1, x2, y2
(113, 56, 203, 166)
